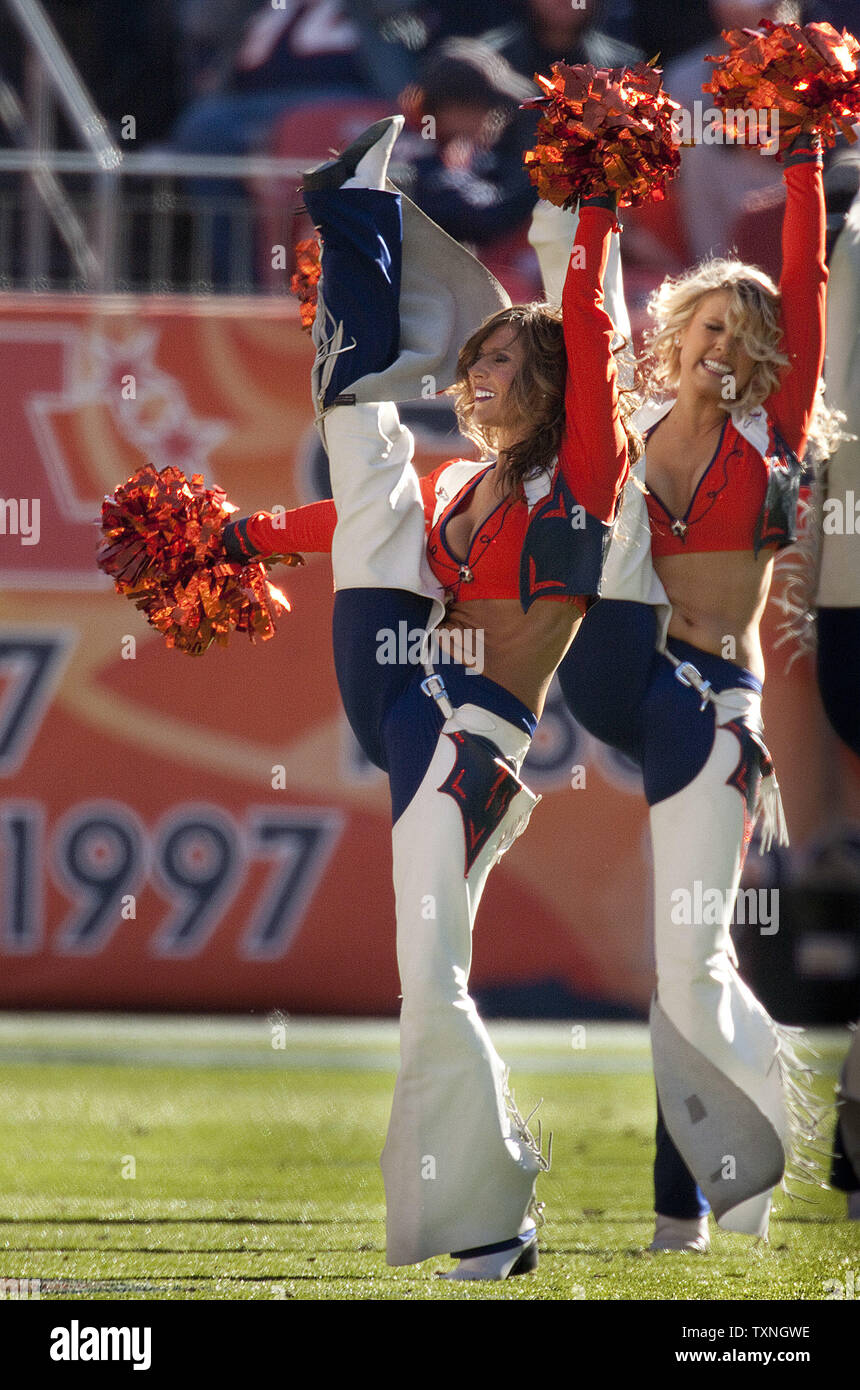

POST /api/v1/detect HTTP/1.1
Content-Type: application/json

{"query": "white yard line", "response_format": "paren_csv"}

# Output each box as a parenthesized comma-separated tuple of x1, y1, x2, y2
(0, 1013, 848, 1074)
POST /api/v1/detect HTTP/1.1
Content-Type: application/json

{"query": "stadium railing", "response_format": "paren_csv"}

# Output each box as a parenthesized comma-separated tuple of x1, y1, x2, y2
(0, 0, 312, 296)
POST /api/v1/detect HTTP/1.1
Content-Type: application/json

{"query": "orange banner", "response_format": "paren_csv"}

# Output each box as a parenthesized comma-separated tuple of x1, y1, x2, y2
(0, 295, 857, 1014)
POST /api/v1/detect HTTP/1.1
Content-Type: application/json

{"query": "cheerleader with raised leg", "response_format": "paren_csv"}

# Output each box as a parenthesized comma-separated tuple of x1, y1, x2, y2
(220, 107, 648, 1276)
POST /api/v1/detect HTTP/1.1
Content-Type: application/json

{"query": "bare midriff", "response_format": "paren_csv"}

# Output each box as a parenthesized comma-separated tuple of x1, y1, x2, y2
(435, 597, 583, 720)
(653, 549, 776, 682)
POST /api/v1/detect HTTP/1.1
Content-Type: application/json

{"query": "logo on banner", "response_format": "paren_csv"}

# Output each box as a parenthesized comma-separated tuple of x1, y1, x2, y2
(0, 323, 227, 587)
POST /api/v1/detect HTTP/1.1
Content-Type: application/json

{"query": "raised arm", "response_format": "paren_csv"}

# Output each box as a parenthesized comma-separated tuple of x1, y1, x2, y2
(556, 199, 630, 524)
(766, 140, 827, 456)
(528, 198, 631, 344)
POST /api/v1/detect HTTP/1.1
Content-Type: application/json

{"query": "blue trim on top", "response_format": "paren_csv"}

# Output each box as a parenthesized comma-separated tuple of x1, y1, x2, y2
(439, 464, 497, 567)
(645, 417, 729, 527)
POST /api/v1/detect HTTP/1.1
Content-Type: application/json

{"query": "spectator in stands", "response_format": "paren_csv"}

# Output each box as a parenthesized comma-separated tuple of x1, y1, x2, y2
(170, 1, 377, 287)
(400, 39, 538, 248)
(174, 1, 263, 99)
(622, 0, 719, 66)
(345, 1, 519, 99)
(481, 0, 644, 97)
(18, 0, 182, 145)
(171, 1, 373, 169)
(168, 0, 520, 286)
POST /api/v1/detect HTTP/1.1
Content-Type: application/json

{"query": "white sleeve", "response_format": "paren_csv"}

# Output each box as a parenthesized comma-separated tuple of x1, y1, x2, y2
(527, 198, 632, 345)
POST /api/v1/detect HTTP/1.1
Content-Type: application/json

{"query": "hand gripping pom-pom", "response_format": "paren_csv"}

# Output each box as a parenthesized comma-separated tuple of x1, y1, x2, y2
(703, 20, 860, 154)
(96, 465, 303, 656)
(291, 237, 322, 332)
(521, 62, 682, 211)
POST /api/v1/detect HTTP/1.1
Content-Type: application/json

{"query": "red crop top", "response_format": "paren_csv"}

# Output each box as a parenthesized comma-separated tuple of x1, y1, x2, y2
(229, 205, 630, 608)
(644, 160, 826, 558)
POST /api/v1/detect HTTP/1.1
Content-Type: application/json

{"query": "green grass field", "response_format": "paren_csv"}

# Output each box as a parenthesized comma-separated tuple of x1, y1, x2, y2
(0, 1015, 855, 1302)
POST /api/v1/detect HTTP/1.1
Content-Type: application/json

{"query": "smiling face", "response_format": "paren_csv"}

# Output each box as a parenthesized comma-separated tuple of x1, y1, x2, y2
(677, 290, 756, 402)
(454, 303, 571, 484)
(466, 324, 528, 443)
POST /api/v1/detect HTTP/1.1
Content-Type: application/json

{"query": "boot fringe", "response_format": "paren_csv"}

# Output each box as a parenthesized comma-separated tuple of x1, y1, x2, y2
(312, 294, 357, 416)
(503, 1072, 552, 1176)
(772, 1021, 833, 1204)
(755, 768, 790, 852)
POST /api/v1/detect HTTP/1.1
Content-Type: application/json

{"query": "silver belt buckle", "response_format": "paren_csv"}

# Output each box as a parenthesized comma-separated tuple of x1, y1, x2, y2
(673, 660, 712, 712)
(421, 673, 449, 704)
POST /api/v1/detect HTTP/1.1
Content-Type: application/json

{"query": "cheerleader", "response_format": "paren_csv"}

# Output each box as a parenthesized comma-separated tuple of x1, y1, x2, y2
(558, 127, 828, 1250)
(223, 114, 638, 1277)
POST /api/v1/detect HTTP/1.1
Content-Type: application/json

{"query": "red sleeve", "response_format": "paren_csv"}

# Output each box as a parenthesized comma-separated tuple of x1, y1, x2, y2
(241, 464, 451, 557)
(242, 499, 337, 556)
(556, 207, 629, 523)
(766, 161, 827, 456)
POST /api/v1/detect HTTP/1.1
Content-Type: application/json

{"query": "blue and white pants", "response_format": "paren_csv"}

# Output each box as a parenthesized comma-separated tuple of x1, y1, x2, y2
(559, 601, 797, 1235)
(307, 185, 546, 1265)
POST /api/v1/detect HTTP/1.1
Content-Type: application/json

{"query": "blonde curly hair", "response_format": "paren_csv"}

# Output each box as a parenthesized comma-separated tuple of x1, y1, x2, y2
(643, 259, 789, 416)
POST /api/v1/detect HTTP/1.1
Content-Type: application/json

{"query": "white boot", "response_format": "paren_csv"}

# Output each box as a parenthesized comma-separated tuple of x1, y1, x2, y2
(649, 1213, 710, 1253)
(303, 115, 404, 192)
(438, 1227, 539, 1281)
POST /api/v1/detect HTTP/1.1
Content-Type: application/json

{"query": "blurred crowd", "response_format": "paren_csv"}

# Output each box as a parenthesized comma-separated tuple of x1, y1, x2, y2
(2, 1, 860, 302)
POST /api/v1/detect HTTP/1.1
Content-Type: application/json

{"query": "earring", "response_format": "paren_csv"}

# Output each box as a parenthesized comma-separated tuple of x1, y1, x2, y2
(674, 335, 681, 346)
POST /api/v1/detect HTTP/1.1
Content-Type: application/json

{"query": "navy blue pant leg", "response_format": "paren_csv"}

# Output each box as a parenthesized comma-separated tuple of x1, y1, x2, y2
(332, 590, 536, 827)
(332, 588, 433, 773)
(817, 608, 860, 757)
(556, 599, 655, 764)
(831, 1112, 860, 1191)
(315, 192, 436, 801)
(654, 1097, 710, 1219)
(303, 187, 403, 407)
(558, 602, 715, 1219)
(639, 649, 718, 806)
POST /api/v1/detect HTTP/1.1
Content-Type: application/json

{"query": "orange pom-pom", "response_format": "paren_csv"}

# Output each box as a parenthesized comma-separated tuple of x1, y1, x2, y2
(97, 465, 301, 656)
(703, 20, 860, 153)
(522, 62, 682, 210)
(290, 236, 322, 332)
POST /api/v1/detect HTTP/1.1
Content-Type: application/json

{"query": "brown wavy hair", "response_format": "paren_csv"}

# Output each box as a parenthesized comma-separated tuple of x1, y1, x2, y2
(452, 303, 642, 497)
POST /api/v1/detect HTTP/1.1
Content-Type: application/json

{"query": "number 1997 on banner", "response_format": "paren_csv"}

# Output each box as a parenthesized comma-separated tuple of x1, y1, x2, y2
(0, 801, 343, 960)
